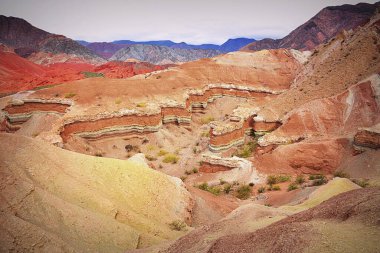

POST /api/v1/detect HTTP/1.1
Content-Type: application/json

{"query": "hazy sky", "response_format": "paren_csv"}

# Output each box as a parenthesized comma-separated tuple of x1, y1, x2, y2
(0, 0, 378, 44)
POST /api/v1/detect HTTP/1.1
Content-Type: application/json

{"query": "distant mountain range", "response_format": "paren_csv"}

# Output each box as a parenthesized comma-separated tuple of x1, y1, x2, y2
(78, 38, 256, 55)
(242, 2, 380, 51)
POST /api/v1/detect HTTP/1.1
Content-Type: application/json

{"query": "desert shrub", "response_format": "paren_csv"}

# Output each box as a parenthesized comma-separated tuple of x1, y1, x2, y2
(197, 182, 209, 191)
(163, 154, 179, 164)
(185, 170, 192, 175)
(200, 115, 215, 124)
(249, 182, 255, 187)
(82, 71, 104, 78)
(219, 179, 227, 185)
(180, 176, 187, 182)
(208, 185, 222, 196)
(146, 144, 156, 151)
(257, 186, 266, 194)
(333, 171, 349, 178)
(64, 92, 76, 98)
(115, 98, 122, 104)
(266, 175, 277, 185)
(136, 102, 147, 107)
(267, 175, 291, 185)
(158, 164, 163, 169)
(312, 176, 328, 186)
(192, 168, 198, 174)
(236, 185, 251, 200)
(33, 84, 58, 90)
(223, 184, 232, 194)
(277, 175, 291, 183)
(272, 185, 281, 191)
(287, 183, 298, 191)
(145, 155, 157, 161)
(295, 175, 305, 184)
(169, 220, 187, 231)
(157, 149, 168, 156)
(351, 179, 369, 188)
(201, 131, 210, 138)
(234, 141, 256, 158)
(309, 174, 324, 180)
(94, 151, 103, 157)
(196, 183, 221, 196)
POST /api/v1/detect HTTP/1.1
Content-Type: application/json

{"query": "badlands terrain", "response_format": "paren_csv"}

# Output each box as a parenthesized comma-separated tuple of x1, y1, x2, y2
(0, 2, 380, 253)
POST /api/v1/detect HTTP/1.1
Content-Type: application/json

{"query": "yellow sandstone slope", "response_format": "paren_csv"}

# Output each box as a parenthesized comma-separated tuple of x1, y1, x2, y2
(0, 133, 193, 252)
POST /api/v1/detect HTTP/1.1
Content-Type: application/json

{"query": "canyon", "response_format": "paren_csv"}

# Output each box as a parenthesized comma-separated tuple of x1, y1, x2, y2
(0, 2, 379, 253)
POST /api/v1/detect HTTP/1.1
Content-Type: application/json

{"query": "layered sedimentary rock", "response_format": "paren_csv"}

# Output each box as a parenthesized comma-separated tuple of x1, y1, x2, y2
(259, 76, 380, 146)
(2, 99, 71, 132)
(200, 154, 262, 183)
(354, 124, 380, 149)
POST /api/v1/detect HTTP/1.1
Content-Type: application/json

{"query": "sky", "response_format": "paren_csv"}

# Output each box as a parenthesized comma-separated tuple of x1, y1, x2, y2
(0, 0, 378, 44)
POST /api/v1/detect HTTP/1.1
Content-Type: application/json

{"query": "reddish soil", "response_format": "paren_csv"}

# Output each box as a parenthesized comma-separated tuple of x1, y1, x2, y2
(3, 102, 69, 114)
(93, 61, 167, 78)
(199, 162, 232, 173)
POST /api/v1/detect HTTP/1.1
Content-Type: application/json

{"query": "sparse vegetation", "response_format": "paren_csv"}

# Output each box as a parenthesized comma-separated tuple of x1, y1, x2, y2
(249, 182, 255, 187)
(266, 174, 291, 185)
(295, 175, 305, 184)
(82, 71, 104, 78)
(223, 183, 232, 194)
(185, 170, 192, 175)
(192, 168, 198, 174)
(201, 131, 210, 138)
(312, 175, 328, 186)
(351, 178, 369, 188)
(333, 171, 349, 178)
(169, 220, 187, 231)
(257, 186, 266, 193)
(157, 149, 168, 156)
(236, 185, 251, 199)
(32, 84, 59, 90)
(200, 115, 215, 124)
(287, 183, 298, 191)
(115, 98, 122, 104)
(219, 179, 227, 185)
(180, 176, 187, 182)
(234, 141, 256, 158)
(145, 155, 157, 161)
(64, 92, 76, 98)
(94, 151, 103, 157)
(163, 153, 179, 164)
(272, 185, 281, 191)
(136, 102, 147, 107)
(196, 182, 222, 196)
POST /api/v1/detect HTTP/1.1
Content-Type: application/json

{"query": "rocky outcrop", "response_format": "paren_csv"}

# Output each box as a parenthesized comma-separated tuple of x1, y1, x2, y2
(242, 2, 380, 51)
(259, 76, 380, 146)
(110, 44, 221, 65)
(354, 124, 380, 149)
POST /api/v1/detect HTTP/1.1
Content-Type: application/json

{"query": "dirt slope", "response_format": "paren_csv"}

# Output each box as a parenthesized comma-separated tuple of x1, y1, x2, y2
(0, 133, 193, 252)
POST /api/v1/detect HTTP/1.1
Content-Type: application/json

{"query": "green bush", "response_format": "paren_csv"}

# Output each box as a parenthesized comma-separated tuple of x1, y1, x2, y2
(169, 220, 187, 231)
(200, 115, 215, 124)
(192, 168, 199, 174)
(64, 92, 76, 98)
(82, 71, 104, 78)
(157, 149, 168, 156)
(272, 185, 281, 191)
(295, 175, 305, 184)
(235, 141, 257, 158)
(163, 154, 179, 164)
(287, 183, 298, 191)
(267, 175, 291, 185)
(223, 184, 232, 194)
(333, 171, 349, 178)
(236, 185, 251, 200)
(197, 182, 209, 191)
(257, 186, 266, 194)
(312, 176, 328, 186)
(351, 179, 369, 188)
